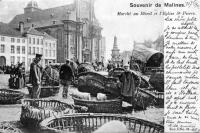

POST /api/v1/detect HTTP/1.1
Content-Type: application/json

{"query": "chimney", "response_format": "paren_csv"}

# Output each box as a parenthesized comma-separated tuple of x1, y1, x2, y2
(19, 21, 24, 34)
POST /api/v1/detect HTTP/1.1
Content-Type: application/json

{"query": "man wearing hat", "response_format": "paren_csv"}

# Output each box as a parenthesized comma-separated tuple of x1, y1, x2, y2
(59, 59, 74, 98)
(29, 54, 43, 98)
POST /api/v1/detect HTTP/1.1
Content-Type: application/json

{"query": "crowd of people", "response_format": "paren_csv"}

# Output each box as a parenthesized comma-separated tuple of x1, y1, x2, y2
(91, 61, 106, 71)
(8, 63, 26, 89)
(28, 54, 113, 98)
(5, 53, 132, 98)
(0, 65, 20, 74)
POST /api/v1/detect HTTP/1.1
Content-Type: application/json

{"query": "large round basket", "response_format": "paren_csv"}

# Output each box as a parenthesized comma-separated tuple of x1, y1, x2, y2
(20, 99, 88, 128)
(0, 89, 24, 104)
(0, 123, 22, 133)
(27, 84, 59, 98)
(40, 113, 164, 133)
(73, 97, 122, 113)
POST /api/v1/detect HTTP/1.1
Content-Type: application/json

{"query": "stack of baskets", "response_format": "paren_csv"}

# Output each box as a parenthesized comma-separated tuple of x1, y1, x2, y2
(0, 89, 24, 104)
(40, 113, 164, 133)
(77, 72, 106, 96)
(20, 99, 88, 127)
(75, 71, 123, 114)
(78, 72, 121, 97)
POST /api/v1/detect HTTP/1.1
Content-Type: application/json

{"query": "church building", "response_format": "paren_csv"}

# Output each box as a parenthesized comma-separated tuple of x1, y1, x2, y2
(9, 0, 103, 63)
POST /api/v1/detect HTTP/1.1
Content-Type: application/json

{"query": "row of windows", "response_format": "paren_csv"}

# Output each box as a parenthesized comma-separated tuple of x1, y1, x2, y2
(28, 47, 43, 55)
(10, 38, 26, 43)
(29, 37, 43, 45)
(1, 36, 26, 43)
(1, 36, 57, 48)
(45, 49, 56, 57)
(45, 42, 56, 48)
(0, 44, 5, 53)
(1, 44, 56, 56)
(11, 45, 26, 54)
(28, 47, 56, 57)
(10, 56, 26, 65)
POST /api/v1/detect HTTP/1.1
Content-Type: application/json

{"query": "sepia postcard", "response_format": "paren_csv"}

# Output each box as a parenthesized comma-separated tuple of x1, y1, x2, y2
(0, 0, 199, 133)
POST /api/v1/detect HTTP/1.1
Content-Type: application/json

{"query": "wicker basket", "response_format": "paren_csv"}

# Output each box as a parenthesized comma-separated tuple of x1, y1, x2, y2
(40, 113, 164, 133)
(20, 99, 88, 128)
(27, 84, 60, 98)
(0, 123, 22, 133)
(73, 96, 122, 113)
(0, 89, 24, 104)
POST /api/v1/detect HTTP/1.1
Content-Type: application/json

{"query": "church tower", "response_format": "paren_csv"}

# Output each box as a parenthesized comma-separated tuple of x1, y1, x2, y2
(24, 0, 41, 14)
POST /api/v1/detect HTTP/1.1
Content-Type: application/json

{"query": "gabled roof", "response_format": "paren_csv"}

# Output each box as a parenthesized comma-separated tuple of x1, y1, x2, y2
(24, 27, 44, 36)
(0, 22, 22, 37)
(43, 32, 56, 40)
(24, 27, 56, 40)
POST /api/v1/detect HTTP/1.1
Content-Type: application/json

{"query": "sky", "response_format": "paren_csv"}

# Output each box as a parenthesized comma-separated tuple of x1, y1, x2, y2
(0, 0, 163, 60)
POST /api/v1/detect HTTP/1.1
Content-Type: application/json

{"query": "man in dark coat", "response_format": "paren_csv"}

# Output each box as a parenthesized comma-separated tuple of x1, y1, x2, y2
(15, 63, 24, 89)
(9, 64, 16, 88)
(29, 54, 43, 98)
(59, 59, 74, 98)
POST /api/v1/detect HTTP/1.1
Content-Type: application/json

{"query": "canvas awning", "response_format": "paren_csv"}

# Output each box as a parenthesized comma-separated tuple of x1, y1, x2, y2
(132, 46, 163, 67)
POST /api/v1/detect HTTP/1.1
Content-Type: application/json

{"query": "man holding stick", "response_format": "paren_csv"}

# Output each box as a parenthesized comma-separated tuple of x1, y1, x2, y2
(29, 54, 43, 98)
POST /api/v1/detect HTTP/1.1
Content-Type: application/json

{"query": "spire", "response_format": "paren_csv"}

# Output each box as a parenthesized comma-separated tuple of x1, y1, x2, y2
(75, 0, 80, 21)
(113, 36, 119, 50)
